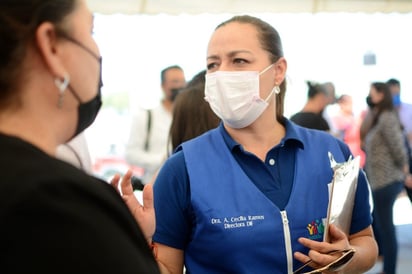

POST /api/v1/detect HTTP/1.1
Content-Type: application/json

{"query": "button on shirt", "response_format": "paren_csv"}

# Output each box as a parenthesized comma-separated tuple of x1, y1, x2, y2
(221, 120, 303, 210)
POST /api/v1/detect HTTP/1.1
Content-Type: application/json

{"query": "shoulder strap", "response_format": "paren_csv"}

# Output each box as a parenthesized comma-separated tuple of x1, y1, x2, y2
(144, 109, 152, 151)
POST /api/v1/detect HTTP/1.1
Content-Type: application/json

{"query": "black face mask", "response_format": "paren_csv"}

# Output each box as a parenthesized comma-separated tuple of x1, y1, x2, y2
(170, 88, 183, 102)
(366, 95, 376, 108)
(61, 35, 103, 138)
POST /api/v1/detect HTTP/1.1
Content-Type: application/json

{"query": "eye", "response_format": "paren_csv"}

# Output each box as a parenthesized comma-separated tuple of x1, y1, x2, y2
(207, 62, 218, 71)
(233, 58, 248, 64)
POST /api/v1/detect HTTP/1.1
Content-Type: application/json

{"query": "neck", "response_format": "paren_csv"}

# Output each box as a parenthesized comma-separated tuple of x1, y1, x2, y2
(302, 100, 322, 113)
(225, 112, 285, 161)
(0, 110, 58, 156)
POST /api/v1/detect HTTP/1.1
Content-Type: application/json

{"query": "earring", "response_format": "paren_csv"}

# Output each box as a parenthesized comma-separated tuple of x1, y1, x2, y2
(54, 74, 70, 108)
(274, 85, 280, 94)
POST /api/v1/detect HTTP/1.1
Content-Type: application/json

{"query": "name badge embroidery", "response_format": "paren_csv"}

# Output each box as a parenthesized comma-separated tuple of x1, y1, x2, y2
(211, 215, 265, 229)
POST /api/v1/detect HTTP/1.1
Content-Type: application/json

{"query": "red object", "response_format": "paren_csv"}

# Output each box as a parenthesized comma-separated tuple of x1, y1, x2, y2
(92, 156, 144, 180)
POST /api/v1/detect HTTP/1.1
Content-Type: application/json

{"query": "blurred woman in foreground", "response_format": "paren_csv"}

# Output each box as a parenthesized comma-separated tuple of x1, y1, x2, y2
(0, 0, 158, 273)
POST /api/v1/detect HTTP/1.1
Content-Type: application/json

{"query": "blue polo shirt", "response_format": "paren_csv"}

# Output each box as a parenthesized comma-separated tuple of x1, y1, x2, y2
(153, 119, 372, 250)
(222, 119, 303, 210)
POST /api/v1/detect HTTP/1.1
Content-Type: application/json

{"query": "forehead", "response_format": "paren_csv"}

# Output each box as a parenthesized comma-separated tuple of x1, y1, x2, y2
(341, 96, 352, 103)
(388, 84, 400, 91)
(163, 69, 185, 83)
(207, 22, 262, 54)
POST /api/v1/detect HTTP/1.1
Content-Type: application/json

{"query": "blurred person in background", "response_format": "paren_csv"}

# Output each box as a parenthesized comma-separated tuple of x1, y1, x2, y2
(168, 70, 220, 153)
(330, 94, 365, 167)
(290, 81, 330, 131)
(125, 65, 186, 185)
(0, 0, 159, 272)
(322, 81, 340, 135)
(387, 78, 412, 145)
(134, 70, 220, 189)
(387, 78, 412, 201)
(360, 82, 412, 274)
(135, 70, 220, 188)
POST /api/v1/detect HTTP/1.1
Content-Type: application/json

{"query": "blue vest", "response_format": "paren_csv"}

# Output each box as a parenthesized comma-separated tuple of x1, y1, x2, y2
(181, 128, 348, 274)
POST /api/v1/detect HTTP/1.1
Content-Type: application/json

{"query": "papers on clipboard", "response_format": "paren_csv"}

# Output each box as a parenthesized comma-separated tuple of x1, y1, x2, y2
(323, 152, 360, 242)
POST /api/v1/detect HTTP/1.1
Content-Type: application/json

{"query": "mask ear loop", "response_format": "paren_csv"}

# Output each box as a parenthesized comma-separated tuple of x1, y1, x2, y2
(262, 64, 280, 95)
(264, 84, 278, 103)
(54, 74, 70, 108)
(259, 63, 275, 75)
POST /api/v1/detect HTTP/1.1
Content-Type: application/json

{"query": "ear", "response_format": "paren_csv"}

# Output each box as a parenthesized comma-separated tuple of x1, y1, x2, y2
(34, 22, 68, 79)
(273, 57, 287, 85)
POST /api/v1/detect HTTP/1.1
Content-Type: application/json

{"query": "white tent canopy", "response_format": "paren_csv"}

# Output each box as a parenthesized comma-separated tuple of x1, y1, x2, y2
(84, 1, 412, 164)
(88, 0, 412, 14)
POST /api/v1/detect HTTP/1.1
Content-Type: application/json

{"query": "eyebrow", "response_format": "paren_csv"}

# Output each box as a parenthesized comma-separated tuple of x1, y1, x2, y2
(207, 50, 253, 60)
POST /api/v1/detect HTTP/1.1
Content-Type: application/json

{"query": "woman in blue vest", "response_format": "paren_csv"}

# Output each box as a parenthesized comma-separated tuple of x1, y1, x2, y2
(117, 15, 378, 273)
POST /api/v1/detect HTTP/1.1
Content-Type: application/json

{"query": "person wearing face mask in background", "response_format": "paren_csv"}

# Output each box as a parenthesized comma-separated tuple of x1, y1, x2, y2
(0, 0, 159, 273)
(360, 82, 412, 274)
(130, 70, 220, 195)
(386, 78, 412, 201)
(387, 79, 412, 145)
(125, 65, 186, 187)
(114, 15, 377, 274)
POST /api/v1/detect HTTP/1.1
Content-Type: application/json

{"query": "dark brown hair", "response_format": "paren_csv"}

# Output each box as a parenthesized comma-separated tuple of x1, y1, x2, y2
(168, 70, 220, 152)
(360, 82, 398, 141)
(216, 15, 286, 121)
(306, 81, 327, 99)
(386, 78, 400, 87)
(371, 82, 394, 113)
(0, 0, 76, 108)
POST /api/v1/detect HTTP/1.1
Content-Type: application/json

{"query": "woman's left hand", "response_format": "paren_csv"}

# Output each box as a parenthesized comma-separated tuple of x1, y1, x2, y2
(294, 224, 351, 271)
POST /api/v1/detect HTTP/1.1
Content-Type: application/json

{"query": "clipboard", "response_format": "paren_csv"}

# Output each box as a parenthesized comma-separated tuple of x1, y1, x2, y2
(323, 152, 360, 242)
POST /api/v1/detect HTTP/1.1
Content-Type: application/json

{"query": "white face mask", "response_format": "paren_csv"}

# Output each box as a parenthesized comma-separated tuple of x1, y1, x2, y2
(204, 64, 279, 129)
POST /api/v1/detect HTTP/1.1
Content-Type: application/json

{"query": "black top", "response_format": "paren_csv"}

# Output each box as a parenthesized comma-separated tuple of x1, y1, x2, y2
(290, 112, 330, 131)
(0, 133, 159, 274)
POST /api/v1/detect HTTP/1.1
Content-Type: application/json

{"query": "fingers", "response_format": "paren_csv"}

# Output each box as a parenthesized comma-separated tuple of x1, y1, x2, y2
(294, 248, 331, 270)
(294, 250, 311, 264)
(298, 237, 331, 254)
(295, 238, 332, 268)
(142, 183, 154, 210)
(110, 170, 138, 198)
(298, 225, 348, 251)
(120, 169, 134, 196)
(328, 224, 347, 242)
(295, 224, 351, 269)
(110, 174, 121, 194)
